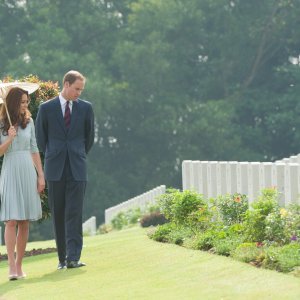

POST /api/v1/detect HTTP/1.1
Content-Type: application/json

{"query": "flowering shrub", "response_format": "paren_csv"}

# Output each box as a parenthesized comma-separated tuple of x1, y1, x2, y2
(286, 204, 300, 241)
(157, 188, 179, 221)
(171, 190, 206, 226)
(212, 193, 248, 225)
(186, 204, 212, 232)
(243, 188, 279, 242)
(157, 189, 207, 227)
(265, 207, 291, 245)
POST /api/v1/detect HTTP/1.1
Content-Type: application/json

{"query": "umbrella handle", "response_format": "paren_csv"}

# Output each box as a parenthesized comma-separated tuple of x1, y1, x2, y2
(4, 101, 12, 127)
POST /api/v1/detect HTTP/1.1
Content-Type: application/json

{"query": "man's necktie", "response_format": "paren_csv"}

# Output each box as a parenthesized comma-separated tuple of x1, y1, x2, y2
(64, 101, 71, 129)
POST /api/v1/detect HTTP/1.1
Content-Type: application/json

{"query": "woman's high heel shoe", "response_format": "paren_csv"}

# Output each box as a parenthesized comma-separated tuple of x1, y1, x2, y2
(8, 274, 18, 281)
(17, 273, 26, 279)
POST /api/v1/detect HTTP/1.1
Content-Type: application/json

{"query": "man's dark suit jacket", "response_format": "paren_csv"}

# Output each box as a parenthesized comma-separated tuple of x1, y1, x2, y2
(35, 96, 94, 181)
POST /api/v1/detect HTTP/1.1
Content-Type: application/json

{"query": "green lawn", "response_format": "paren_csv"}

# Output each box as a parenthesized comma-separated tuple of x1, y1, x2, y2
(0, 226, 299, 299)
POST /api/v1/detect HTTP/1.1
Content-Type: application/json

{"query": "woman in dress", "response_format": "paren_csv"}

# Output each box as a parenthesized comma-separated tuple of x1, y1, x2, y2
(0, 87, 45, 280)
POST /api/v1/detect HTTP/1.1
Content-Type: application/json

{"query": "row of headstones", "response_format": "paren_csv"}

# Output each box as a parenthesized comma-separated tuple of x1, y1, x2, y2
(104, 185, 166, 224)
(182, 159, 300, 206)
(276, 154, 300, 164)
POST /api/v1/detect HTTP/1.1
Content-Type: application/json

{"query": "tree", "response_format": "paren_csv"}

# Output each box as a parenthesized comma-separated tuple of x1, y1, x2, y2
(0, 0, 29, 74)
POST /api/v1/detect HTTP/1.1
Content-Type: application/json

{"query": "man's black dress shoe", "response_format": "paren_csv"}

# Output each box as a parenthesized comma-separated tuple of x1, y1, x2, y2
(66, 261, 86, 268)
(57, 262, 67, 270)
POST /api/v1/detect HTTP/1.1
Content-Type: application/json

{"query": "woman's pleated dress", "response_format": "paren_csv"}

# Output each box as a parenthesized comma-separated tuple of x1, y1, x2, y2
(0, 118, 42, 221)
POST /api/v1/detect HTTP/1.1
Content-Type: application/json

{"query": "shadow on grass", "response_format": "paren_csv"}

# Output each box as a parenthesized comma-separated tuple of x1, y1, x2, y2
(34, 267, 87, 281)
(0, 267, 87, 294)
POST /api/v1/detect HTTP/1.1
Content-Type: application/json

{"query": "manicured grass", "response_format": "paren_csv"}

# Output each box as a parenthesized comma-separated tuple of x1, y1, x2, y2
(0, 226, 299, 299)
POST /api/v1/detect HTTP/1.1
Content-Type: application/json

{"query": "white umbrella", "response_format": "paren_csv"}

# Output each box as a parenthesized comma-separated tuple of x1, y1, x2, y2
(0, 81, 40, 126)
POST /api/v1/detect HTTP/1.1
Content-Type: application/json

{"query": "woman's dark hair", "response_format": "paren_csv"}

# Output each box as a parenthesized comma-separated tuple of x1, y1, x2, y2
(0, 87, 31, 134)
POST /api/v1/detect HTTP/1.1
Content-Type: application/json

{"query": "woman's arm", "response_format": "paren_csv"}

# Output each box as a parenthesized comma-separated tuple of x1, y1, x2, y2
(31, 152, 45, 193)
(0, 126, 16, 156)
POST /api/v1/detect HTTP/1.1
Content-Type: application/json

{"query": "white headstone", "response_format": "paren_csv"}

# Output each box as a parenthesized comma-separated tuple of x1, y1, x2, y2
(237, 162, 249, 195)
(275, 163, 285, 207)
(207, 162, 218, 198)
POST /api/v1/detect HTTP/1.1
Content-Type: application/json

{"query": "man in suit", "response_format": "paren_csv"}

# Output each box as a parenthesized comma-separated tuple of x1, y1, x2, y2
(36, 70, 94, 269)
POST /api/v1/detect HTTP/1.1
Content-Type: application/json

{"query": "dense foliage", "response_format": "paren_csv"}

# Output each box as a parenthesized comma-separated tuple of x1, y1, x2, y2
(1, 0, 300, 240)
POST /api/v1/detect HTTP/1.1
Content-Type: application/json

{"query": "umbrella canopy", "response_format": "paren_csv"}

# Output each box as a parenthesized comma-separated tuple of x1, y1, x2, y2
(0, 81, 40, 104)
